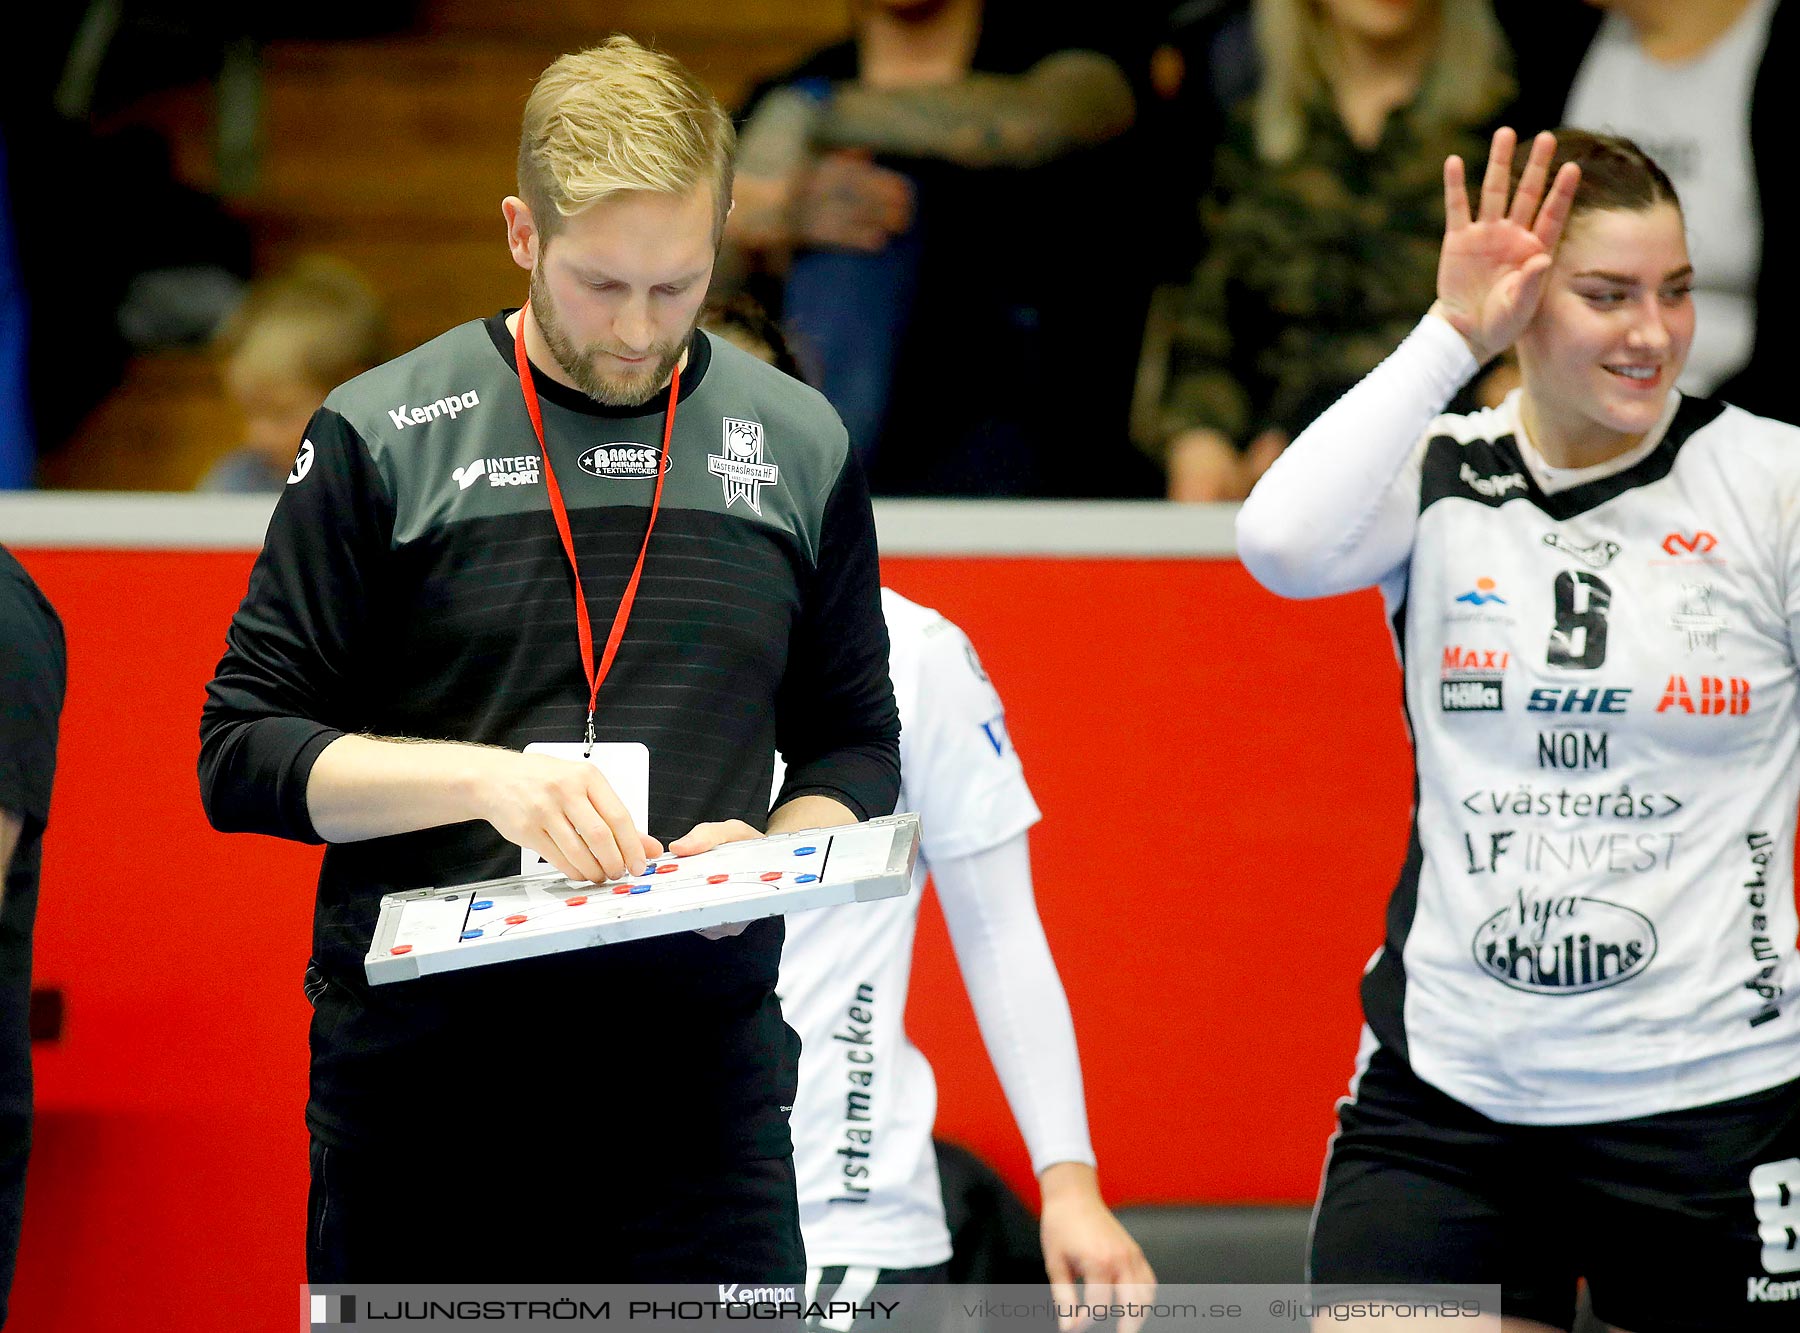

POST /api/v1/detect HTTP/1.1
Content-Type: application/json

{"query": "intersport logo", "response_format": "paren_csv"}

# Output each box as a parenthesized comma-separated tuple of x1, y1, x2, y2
(454, 455, 541, 490)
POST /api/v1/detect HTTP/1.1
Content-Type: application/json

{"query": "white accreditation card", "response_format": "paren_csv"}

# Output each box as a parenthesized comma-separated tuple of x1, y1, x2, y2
(518, 741, 650, 877)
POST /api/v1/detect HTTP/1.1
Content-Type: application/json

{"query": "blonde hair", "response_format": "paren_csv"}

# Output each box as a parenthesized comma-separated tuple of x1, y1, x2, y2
(518, 34, 736, 243)
(1252, 0, 1514, 163)
(218, 255, 388, 389)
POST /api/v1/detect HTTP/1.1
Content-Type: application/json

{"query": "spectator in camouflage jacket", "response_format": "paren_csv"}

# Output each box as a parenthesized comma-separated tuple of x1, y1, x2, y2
(1155, 0, 1514, 501)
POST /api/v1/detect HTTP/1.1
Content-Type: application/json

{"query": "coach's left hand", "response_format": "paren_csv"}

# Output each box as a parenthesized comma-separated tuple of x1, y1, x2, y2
(670, 820, 765, 939)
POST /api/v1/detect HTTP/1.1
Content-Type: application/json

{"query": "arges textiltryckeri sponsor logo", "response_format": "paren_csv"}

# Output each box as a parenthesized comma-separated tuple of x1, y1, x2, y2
(578, 443, 668, 480)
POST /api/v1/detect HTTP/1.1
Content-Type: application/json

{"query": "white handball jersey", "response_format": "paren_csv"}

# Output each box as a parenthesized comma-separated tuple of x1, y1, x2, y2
(776, 589, 1045, 1269)
(1239, 317, 1800, 1125)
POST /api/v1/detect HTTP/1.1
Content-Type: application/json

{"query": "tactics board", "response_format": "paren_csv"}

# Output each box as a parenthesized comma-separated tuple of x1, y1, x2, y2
(365, 814, 919, 985)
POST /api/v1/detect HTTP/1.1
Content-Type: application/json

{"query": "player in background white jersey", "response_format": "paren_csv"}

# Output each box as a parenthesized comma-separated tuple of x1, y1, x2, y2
(1238, 128, 1800, 1332)
(775, 589, 1153, 1330)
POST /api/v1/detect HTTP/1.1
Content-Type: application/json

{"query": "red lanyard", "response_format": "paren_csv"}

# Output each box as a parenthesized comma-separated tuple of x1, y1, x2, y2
(514, 303, 679, 754)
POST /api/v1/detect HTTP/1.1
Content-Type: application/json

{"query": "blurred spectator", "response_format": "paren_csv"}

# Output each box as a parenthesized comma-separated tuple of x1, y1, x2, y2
(0, 135, 28, 491)
(0, 5, 421, 481)
(0, 9, 260, 471)
(1152, 0, 1514, 501)
(1141, 1, 1257, 281)
(1502, 0, 1798, 423)
(197, 257, 388, 493)
(725, 0, 1159, 498)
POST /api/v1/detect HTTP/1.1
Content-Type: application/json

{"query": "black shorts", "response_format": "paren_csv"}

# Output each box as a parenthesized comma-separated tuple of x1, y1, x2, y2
(805, 1264, 951, 1333)
(1309, 1039, 1800, 1332)
(307, 1135, 804, 1286)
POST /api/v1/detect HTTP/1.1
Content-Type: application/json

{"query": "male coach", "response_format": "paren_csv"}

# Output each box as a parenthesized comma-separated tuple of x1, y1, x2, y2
(199, 36, 899, 1286)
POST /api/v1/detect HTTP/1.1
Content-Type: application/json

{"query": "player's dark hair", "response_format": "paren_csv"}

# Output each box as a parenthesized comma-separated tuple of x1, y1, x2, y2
(1510, 129, 1682, 228)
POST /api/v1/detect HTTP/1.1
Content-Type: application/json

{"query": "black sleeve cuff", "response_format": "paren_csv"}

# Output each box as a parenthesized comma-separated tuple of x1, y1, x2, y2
(198, 717, 344, 843)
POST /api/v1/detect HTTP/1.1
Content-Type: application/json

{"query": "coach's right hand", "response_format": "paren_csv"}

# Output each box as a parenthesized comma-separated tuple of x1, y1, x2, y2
(305, 736, 661, 882)
(465, 749, 661, 883)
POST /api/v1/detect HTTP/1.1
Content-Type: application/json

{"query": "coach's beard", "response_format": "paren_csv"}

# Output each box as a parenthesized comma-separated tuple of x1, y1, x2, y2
(530, 266, 689, 408)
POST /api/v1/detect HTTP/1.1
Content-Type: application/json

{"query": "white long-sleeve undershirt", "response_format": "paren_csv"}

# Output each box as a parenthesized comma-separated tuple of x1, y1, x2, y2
(931, 832, 1096, 1179)
(1235, 314, 1480, 599)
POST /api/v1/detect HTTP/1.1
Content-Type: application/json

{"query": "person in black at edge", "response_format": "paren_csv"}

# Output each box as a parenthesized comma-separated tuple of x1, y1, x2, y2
(0, 543, 65, 1327)
(198, 35, 900, 1288)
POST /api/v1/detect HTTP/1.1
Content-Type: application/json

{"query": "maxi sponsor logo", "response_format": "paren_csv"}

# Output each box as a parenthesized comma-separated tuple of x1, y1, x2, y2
(1742, 832, 1786, 1029)
(830, 982, 878, 1204)
(1472, 889, 1657, 993)
(1460, 785, 1682, 820)
(389, 389, 481, 430)
(1441, 645, 1507, 712)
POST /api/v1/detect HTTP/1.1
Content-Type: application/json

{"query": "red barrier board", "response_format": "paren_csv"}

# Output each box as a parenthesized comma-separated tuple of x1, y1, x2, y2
(10, 546, 1415, 1330)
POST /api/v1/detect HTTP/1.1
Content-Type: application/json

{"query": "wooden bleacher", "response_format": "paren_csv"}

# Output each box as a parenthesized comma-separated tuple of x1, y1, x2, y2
(44, 0, 850, 492)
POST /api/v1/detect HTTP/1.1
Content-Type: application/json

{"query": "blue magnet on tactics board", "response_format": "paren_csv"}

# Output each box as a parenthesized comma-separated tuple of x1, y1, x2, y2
(472, 900, 493, 910)
(793, 846, 817, 856)
(462, 928, 485, 940)
(630, 883, 653, 894)
(796, 873, 818, 883)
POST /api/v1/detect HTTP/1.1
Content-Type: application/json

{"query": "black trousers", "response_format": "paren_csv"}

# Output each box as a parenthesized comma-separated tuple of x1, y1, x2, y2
(0, 1111, 26, 1329)
(307, 1134, 804, 1286)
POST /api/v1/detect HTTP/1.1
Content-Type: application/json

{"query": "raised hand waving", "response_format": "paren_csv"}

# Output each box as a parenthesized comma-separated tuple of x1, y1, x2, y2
(1429, 127, 1581, 365)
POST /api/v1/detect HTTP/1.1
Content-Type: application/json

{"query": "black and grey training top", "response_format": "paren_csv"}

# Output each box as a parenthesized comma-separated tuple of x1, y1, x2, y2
(200, 315, 900, 1156)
